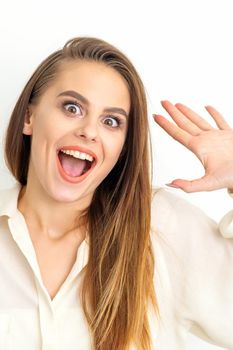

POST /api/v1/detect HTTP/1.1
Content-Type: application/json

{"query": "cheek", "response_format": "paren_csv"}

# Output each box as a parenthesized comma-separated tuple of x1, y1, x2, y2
(104, 134, 126, 162)
(30, 120, 61, 162)
(34, 115, 64, 142)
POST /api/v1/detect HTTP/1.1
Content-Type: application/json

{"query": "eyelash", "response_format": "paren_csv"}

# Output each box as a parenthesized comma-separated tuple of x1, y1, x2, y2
(62, 100, 82, 116)
(62, 100, 124, 128)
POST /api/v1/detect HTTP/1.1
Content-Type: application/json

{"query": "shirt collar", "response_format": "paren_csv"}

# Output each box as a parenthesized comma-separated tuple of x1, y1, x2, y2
(0, 182, 22, 218)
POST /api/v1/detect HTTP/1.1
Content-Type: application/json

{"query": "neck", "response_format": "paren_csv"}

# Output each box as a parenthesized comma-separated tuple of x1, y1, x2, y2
(17, 182, 90, 241)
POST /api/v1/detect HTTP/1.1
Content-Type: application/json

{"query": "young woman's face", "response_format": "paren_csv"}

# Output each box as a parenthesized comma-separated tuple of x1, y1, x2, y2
(23, 60, 130, 204)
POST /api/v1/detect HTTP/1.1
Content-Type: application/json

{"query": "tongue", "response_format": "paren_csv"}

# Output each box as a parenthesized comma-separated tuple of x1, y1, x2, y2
(59, 153, 86, 177)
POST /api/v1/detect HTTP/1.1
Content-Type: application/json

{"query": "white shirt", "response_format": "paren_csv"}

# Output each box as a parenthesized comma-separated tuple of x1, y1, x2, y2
(0, 183, 233, 350)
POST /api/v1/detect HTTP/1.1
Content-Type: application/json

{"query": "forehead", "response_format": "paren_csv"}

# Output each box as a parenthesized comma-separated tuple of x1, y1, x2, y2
(47, 60, 131, 112)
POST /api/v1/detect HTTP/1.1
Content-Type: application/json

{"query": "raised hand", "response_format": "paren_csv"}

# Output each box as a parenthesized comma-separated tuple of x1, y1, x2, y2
(153, 100, 233, 193)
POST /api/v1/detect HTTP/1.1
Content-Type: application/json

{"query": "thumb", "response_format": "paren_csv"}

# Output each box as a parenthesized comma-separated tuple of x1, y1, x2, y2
(166, 175, 214, 193)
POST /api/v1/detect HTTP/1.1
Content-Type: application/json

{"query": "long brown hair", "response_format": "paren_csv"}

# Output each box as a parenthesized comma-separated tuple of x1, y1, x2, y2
(4, 37, 159, 349)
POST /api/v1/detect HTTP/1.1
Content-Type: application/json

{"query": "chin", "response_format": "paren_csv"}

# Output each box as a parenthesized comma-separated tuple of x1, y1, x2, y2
(49, 184, 94, 206)
(53, 190, 83, 203)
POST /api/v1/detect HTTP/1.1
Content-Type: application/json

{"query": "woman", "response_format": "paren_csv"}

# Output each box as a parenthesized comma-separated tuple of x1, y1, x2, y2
(0, 36, 233, 350)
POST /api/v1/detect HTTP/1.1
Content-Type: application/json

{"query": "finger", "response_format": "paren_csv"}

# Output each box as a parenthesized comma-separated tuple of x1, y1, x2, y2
(153, 114, 191, 148)
(205, 105, 232, 130)
(175, 103, 214, 131)
(160, 100, 201, 136)
(166, 175, 216, 193)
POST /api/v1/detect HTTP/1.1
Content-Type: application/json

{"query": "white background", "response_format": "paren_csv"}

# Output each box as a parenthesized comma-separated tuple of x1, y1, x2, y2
(0, 0, 232, 349)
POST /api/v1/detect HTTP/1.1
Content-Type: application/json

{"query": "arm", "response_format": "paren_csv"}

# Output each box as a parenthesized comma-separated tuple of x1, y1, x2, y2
(219, 190, 233, 238)
(152, 101, 233, 347)
(152, 187, 233, 349)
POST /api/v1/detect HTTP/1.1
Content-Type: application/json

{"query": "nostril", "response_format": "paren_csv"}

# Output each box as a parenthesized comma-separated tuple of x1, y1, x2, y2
(76, 133, 96, 142)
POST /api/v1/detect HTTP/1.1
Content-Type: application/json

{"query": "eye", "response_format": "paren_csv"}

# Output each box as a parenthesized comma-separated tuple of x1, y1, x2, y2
(63, 101, 82, 116)
(103, 116, 121, 128)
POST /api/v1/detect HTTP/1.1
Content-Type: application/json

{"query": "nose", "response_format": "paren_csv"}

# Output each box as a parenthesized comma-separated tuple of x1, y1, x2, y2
(74, 117, 99, 143)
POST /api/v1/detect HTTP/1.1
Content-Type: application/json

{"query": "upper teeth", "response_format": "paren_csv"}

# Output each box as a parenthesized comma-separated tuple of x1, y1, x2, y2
(60, 149, 94, 162)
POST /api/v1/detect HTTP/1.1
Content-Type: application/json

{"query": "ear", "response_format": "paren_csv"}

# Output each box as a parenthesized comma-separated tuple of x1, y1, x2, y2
(22, 106, 34, 135)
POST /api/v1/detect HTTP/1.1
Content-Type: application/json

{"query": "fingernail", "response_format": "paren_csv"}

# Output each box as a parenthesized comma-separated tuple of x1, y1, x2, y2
(166, 183, 180, 188)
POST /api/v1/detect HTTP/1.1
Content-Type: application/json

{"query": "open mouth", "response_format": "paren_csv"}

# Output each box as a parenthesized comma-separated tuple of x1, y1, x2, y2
(57, 148, 96, 182)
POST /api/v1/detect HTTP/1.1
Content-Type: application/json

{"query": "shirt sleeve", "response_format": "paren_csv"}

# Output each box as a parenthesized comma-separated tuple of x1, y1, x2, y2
(151, 187, 233, 349)
(219, 189, 233, 238)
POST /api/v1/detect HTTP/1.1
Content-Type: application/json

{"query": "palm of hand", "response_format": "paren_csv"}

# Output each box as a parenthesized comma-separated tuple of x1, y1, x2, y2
(153, 101, 233, 192)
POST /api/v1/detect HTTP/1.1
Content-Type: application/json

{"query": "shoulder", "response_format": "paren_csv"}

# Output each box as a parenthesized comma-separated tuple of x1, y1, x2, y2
(150, 186, 233, 283)
(0, 183, 21, 218)
(150, 186, 216, 237)
(150, 186, 226, 273)
(151, 186, 182, 229)
(151, 188, 233, 348)
(151, 185, 218, 229)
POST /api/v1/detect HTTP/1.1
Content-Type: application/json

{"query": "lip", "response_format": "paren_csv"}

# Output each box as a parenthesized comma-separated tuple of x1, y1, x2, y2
(56, 145, 97, 184)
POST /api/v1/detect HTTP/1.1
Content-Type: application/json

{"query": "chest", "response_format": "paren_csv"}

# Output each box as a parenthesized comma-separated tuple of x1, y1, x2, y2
(31, 235, 83, 300)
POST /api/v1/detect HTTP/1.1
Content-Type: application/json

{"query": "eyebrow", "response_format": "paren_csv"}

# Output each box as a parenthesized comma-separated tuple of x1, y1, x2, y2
(57, 90, 129, 118)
